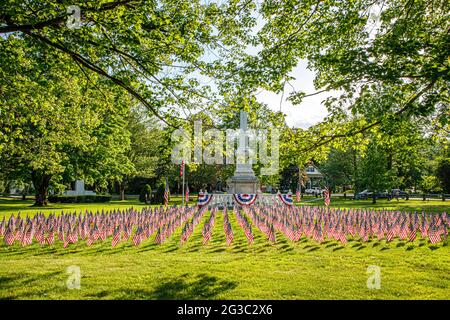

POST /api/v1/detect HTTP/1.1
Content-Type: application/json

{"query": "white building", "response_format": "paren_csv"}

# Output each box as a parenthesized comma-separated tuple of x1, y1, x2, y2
(304, 164, 323, 189)
(64, 180, 96, 196)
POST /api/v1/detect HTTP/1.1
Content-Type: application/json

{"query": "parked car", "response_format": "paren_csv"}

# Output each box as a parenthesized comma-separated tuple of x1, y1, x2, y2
(305, 187, 325, 195)
(356, 189, 371, 200)
(391, 189, 409, 199)
(376, 191, 391, 199)
(356, 190, 391, 200)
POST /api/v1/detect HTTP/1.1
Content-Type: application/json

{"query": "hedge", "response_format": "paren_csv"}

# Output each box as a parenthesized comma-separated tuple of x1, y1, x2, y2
(48, 194, 112, 203)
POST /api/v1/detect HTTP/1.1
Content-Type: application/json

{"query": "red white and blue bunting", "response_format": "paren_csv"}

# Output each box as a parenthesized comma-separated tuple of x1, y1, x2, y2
(197, 193, 214, 207)
(278, 193, 294, 206)
(233, 194, 258, 206)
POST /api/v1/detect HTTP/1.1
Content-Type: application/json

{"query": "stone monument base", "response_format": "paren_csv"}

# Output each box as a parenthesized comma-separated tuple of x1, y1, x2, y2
(227, 175, 259, 194)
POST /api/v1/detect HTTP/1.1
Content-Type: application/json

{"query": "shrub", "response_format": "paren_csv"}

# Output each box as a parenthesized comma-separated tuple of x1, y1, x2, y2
(139, 184, 152, 204)
(154, 180, 167, 205)
(48, 194, 111, 203)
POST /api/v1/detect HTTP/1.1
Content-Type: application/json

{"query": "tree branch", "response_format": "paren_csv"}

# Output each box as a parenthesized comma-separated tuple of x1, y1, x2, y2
(0, 1, 138, 33)
(302, 79, 438, 152)
(25, 31, 173, 127)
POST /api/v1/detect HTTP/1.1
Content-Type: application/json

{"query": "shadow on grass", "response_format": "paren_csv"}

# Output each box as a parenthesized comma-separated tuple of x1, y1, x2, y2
(209, 247, 226, 253)
(278, 244, 291, 250)
(152, 273, 237, 299)
(306, 246, 320, 252)
(0, 271, 64, 299)
(87, 273, 238, 299)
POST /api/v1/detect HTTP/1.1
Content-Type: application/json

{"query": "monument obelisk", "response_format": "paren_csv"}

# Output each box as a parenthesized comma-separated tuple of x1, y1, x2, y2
(227, 111, 259, 194)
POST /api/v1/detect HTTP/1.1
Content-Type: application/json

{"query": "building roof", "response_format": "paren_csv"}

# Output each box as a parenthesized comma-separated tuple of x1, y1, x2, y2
(305, 164, 323, 178)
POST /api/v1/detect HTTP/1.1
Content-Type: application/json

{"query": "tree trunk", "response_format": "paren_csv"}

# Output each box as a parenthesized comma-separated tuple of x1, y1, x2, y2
(119, 178, 127, 201)
(21, 185, 29, 200)
(372, 192, 377, 204)
(31, 171, 50, 206)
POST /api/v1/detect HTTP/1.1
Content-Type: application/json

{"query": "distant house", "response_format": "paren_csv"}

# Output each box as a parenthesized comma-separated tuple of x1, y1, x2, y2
(304, 164, 323, 189)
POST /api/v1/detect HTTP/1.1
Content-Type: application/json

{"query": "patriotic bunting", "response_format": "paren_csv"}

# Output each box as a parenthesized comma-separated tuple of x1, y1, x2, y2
(277, 193, 294, 206)
(197, 192, 213, 207)
(233, 194, 258, 206)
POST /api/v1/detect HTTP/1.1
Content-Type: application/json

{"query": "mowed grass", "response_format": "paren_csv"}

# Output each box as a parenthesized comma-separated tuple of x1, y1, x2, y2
(0, 197, 449, 300)
(301, 196, 450, 213)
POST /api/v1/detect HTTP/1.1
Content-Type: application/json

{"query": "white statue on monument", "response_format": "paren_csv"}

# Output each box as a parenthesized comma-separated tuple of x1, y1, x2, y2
(227, 110, 259, 194)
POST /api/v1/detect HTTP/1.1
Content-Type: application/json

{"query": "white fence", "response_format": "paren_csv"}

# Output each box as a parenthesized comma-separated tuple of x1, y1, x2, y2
(208, 193, 282, 207)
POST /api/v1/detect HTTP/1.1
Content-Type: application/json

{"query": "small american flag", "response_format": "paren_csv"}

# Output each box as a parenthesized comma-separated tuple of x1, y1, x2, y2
(296, 189, 301, 203)
(386, 225, 395, 242)
(180, 160, 184, 177)
(155, 227, 163, 244)
(46, 227, 55, 245)
(4, 226, 15, 246)
(164, 178, 170, 207)
(339, 224, 348, 245)
(223, 208, 233, 246)
(324, 188, 330, 206)
(185, 184, 190, 203)
(224, 222, 233, 246)
(202, 224, 212, 244)
(428, 223, 441, 244)
(267, 224, 276, 243)
(0, 217, 5, 237)
(132, 226, 142, 246)
(408, 224, 417, 242)
(111, 226, 121, 247)
(244, 227, 254, 245)
(181, 222, 190, 244)
(313, 223, 324, 243)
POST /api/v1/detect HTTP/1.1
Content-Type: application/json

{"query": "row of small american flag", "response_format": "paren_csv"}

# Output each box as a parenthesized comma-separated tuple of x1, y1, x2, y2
(0, 205, 448, 247)
(241, 205, 448, 245)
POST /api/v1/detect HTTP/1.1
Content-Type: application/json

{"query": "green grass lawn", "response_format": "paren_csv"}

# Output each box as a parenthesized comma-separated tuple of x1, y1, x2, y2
(0, 197, 449, 300)
(301, 196, 450, 213)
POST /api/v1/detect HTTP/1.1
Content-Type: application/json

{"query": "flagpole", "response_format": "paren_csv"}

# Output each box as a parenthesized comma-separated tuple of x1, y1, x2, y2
(181, 160, 185, 207)
(298, 166, 302, 202)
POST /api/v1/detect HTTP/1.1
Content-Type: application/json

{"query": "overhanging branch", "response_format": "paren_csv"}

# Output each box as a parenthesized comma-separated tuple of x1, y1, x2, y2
(0, 1, 138, 33)
(26, 31, 173, 127)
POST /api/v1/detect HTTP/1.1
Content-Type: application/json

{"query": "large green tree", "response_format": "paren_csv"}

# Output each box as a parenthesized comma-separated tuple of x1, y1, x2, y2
(0, 38, 133, 205)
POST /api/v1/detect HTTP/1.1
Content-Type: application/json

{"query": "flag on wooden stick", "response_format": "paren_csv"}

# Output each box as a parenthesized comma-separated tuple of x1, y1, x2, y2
(164, 178, 170, 207)
(324, 187, 331, 206)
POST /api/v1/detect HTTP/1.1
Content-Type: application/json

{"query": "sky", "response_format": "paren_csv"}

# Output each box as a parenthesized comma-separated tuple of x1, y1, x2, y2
(255, 59, 336, 129)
